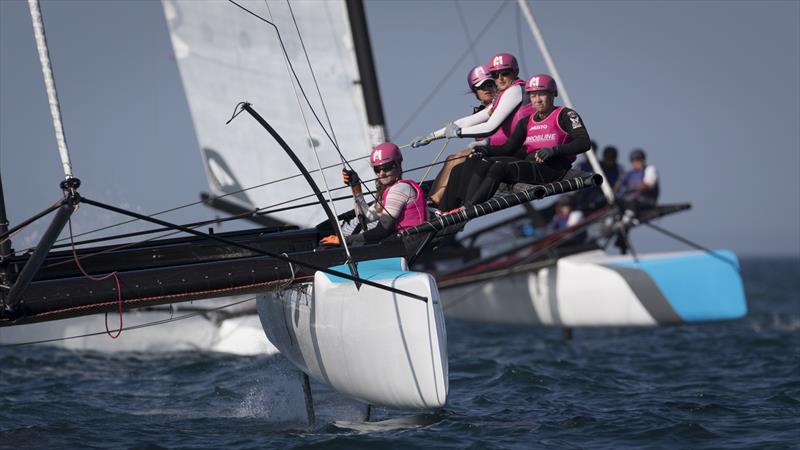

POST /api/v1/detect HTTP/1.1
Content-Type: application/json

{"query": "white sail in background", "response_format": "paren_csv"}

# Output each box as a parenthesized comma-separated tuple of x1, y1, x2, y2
(162, 0, 375, 228)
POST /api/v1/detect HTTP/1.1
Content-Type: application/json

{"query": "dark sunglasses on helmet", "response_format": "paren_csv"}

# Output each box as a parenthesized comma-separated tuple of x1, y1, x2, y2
(373, 161, 397, 174)
(491, 69, 514, 79)
(474, 81, 496, 91)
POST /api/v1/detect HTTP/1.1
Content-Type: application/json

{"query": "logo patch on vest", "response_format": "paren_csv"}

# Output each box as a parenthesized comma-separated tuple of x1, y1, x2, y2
(567, 110, 583, 129)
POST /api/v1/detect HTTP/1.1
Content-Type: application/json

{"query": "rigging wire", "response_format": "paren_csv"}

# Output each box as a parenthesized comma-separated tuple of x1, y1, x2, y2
(642, 221, 740, 271)
(286, 0, 341, 153)
(265, 1, 353, 260)
(8, 155, 370, 256)
(393, 0, 509, 138)
(226, 0, 362, 178)
(454, 0, 479, 66)
(515, 3, 530, 75)
(15, 154, 473, 260)
(232, 0, 382, 210)
(418, 138, 451, 185)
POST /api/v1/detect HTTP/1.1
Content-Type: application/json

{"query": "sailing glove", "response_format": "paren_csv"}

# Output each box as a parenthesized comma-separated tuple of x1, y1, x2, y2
(320, 235, 341, 246)
(534, 147, 557, 162)
(470, 146, 489, 159)
(342, 169, 359, 187)
(444, 122, 461, 139)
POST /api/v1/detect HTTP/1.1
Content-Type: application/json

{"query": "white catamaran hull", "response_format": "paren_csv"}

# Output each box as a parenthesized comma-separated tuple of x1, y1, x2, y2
(257, 258, 448, 411)
(0, 297, 277, 354)
(440, 249, 747, 327)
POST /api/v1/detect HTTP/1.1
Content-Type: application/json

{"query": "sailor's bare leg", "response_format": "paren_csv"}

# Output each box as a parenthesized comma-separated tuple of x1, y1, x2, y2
(429, 148, 472, 207)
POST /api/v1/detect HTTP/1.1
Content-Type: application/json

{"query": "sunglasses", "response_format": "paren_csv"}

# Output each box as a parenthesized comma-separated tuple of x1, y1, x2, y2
(373, 161, 397, 174)
(491, 70, 514, 79)
(474, 81, 496, 91)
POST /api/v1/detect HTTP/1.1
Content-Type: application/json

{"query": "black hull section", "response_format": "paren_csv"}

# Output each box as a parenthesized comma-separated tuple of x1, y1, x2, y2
(1, 226, 404, 326)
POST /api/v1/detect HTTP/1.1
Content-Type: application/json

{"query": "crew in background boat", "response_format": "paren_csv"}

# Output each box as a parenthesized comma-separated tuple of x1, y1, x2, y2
(549, 195, 587, 244)
(320, 143, 427, 246)
(413, 53, 532, 207)
(577, 145, 625, 210)
(616, 148, 659, 210)
(425, 64, 498, 209)
(446, 73, 591, 208)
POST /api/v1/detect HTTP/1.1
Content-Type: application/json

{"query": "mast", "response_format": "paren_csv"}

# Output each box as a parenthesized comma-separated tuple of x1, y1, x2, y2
(27, 0, 75, 182)
(516, 0, 615, 205)
(0, 171, 11, 287)
(345, 0, 387, 144)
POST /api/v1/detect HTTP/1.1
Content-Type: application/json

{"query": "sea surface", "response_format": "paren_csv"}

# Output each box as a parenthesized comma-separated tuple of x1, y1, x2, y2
(1, 257, 798, 449)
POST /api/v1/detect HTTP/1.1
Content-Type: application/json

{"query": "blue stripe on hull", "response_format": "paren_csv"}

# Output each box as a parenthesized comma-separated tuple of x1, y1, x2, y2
(320, 257, 410, 283)
(610, 250, 747, 322)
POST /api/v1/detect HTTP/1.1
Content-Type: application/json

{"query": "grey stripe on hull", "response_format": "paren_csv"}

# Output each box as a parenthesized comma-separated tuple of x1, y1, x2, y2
(601, 265, 683, 324)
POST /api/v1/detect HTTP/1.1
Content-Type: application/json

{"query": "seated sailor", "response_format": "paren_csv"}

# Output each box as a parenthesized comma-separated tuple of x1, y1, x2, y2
(549, 195, 587, 243)
(413, 53, 532, 207)
(320, 143, 427, 246)
(425, 64, 498, 207)
(616, 148, 659, 210)
(442, 73, 592, 209)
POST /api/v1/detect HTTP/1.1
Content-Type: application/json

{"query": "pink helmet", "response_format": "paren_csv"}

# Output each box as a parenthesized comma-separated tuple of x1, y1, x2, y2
(525, 73, 558, 97)
(467, 64, 493, 90)
(488, 52, 519, 75)
(369, 142, 403, 167)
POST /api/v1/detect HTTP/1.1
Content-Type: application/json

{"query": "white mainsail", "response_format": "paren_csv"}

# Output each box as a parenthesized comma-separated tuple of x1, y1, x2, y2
(162, 0, 376, 228)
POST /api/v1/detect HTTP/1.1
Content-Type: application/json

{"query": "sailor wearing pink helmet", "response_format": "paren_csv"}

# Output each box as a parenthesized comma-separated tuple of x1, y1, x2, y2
(423, 64, 499, 208)
(467, 64, 497, 111)
(414, 52, 531, 146)
(420, 53, 531, 207)
(320, 143, 427, 246)
(453, 73, 592, 207)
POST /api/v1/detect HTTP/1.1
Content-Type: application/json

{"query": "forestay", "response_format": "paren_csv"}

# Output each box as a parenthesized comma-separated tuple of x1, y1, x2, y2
(162, 0, 375, 227)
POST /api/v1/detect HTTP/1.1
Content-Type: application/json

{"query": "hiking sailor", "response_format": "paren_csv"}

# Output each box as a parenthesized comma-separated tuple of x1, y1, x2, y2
(320, 143, 427, 246)
(454, 73, 592, 207)
(426, 64, 498, 210)
(414, 53, 532, 207)
(469, 63, 497, 113)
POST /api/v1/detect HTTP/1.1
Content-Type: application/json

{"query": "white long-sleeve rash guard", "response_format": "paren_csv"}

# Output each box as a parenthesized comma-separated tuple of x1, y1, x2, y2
(432, 84, 523, 139)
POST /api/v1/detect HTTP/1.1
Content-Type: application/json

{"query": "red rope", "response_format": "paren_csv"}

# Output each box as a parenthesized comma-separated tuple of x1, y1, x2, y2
(68, 219, 123, 339)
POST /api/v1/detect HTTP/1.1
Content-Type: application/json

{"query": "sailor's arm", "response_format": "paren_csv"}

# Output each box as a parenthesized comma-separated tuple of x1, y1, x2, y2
(431, 108, 491, 139)
(633, 166, 658, 192)
(552, 108, 591, 157)
(475, 116, 529, 157)
(459, 86, 523, 138)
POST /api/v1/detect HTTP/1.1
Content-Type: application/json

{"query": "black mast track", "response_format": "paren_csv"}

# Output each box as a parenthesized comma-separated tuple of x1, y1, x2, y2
(345, 0, 387, 136)
(0, 170, 11, 287)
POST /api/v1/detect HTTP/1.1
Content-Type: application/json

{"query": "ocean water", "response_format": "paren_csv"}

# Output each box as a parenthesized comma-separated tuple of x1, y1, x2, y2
(1, 257, 798, 449)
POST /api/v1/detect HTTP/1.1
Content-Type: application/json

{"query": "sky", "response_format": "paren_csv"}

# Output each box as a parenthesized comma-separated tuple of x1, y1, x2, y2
(1, 0, 798, 257)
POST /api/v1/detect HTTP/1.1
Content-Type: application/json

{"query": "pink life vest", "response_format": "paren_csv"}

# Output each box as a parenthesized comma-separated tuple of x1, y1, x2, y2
(487, 79, 533, 146)
(522, 107, 575, 161)
(382, 180, 427, 231)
